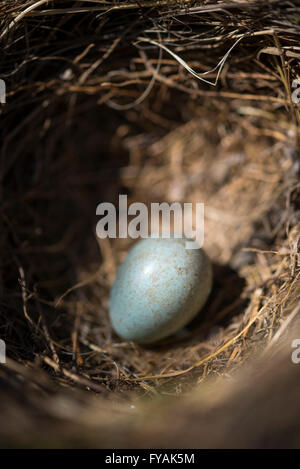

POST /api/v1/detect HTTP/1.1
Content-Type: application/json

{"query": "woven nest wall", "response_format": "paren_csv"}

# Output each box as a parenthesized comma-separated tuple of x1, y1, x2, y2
(0, 0, 300, 448)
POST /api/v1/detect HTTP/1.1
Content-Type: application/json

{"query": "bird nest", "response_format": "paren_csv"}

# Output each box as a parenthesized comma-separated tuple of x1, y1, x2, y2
(0, 0, 300, 448)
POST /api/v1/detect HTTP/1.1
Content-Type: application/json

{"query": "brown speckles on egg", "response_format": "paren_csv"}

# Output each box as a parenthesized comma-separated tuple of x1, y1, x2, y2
(109, 237, 213, 344)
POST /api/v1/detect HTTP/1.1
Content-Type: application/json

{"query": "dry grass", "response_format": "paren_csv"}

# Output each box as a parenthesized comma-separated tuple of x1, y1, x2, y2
(0, 0, 300, 447)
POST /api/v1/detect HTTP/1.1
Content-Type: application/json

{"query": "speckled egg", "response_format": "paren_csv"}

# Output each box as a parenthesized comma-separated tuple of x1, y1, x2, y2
(109, 237, 213, 344)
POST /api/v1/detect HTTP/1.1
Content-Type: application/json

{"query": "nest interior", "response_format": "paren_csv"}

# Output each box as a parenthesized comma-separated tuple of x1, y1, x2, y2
(0, 0, 300, 447)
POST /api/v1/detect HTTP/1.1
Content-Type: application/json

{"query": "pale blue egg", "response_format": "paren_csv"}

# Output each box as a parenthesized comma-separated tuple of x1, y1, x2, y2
(109, 237, 212, 344)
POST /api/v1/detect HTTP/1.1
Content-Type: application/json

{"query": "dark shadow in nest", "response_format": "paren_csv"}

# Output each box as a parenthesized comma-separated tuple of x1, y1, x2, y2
(0, 102, 130, 363)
